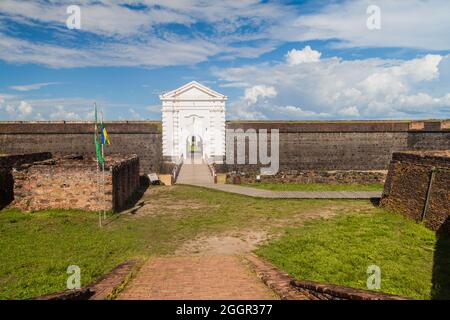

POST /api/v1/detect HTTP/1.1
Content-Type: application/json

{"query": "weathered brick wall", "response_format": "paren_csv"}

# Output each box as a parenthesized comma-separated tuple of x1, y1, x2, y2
(381, 151, 450, 234)
(0, 122, 161, 174)
(112, 155, 140, 211)
(0, 152, 52, 208)
(224, 169, 387, 185)
(10, 155, 140, 212)
(223, 121, 449, 173)
(0, 152, 52, 168)
(407, 131, 450, 150)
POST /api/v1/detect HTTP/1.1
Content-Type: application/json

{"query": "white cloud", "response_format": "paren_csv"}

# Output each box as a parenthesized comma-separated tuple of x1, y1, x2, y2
(271, 0, 450, 51)
(0, 95, 102, 120)
(244, 85, 277, 104)
(49, 105, 81, 120)
(276, 105, 330, 118)
(146, 105, 162, 114)
(1, 100, 33, 118)
(339, 106, 360, 117)
(217, 48, 450, 119)
(9, 82, 60, 91)
(0, 0, 288, 68)
(18, 101, 32, 115)
(285, 46, 321, 65)
(128, 108, 143, 120)
(0, 0, 193, 37)
(0, 0, 450, 69)
(5, 105, 15, 114)
(0, 33, 223, 68)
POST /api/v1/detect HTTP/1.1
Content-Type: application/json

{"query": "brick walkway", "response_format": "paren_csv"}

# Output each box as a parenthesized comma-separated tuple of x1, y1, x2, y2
(118, 256, 277, 300)
(191, 183, 382, 199)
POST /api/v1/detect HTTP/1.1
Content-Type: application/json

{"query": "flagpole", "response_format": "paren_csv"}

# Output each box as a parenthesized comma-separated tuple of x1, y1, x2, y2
(95, 102, 102, 228)
(101, 109, 106, 220)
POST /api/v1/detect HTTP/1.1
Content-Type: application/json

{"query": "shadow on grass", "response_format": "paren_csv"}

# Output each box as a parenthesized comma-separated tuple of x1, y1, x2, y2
(370, 197, 381, 207)
(0, 169, 14, 210)
(431, 217, 450, 300)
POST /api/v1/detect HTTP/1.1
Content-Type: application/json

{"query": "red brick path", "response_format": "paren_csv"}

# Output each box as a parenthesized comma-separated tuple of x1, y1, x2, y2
(118, 256, 277, 300)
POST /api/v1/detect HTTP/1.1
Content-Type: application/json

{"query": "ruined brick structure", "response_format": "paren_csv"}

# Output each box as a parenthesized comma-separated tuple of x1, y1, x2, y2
(381, 151, 450, 234)
(10, 154, 139, 212)
(0, 152, 52, 208)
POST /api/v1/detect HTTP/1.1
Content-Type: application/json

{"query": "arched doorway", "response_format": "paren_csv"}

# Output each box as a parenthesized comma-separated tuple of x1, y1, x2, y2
(186, 135, 203, 160)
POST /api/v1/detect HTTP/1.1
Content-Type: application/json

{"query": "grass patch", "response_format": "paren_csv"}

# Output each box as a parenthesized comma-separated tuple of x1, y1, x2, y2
(0, 209, 144, 299)
(243, 183, 384, 192)
(255, 210, 450, 300)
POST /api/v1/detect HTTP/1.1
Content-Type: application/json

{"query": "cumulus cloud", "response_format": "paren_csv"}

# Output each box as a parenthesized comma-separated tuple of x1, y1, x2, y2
(275, 105, 330, 118)
(338, 106, 360, 117)
(49, 105, 81, 120)
(217, 47, 450, 119)
(0, 95, 104, 120)
(1, 100, 33, 118)
(244, 85, 277, 104)
(18, 101, 32, 115)
(285, 46, 321, 65)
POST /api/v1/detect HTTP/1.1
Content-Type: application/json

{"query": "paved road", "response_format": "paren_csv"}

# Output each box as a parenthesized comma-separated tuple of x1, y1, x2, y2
(188, 183, 382, 199)
(176, 160, 381, 199)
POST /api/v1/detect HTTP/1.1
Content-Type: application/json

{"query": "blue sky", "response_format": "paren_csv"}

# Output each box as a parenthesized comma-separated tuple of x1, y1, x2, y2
(0, 0, 449, 121)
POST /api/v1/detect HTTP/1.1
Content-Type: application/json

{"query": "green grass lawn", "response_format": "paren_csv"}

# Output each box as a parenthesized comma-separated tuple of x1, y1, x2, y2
(256, 210, 450, 300)
(1, 185, 447, 300)
(243, 183, 384, 192)
(0, 185, 362, 299)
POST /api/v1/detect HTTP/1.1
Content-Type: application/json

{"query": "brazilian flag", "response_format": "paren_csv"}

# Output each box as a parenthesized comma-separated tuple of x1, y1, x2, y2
(100, 119, 110, 145)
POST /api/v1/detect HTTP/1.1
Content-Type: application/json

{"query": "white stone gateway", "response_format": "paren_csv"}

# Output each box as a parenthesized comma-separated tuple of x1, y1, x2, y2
(160, 81, 226, 163)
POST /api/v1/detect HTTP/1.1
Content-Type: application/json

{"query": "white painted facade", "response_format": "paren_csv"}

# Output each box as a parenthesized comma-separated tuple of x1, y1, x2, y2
(160, 81, 226, 162)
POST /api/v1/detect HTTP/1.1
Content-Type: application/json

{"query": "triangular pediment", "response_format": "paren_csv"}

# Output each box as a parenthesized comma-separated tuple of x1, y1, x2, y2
(160, 81, 227, 100)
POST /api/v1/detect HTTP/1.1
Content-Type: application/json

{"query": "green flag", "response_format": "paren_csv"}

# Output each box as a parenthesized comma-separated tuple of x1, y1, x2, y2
(94, 104, 105, 165)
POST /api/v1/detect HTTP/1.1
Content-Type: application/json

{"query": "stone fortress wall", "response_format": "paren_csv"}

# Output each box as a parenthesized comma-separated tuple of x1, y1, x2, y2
(0, 122, 161, 174)
(0, 120, 449, 176)
(223, 120, 449, 173)
(381, 151, 450, 234)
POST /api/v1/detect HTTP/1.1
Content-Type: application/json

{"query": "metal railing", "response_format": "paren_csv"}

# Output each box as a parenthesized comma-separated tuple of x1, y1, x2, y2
(205, 156, 217, 184)
(171, 155, 183, 184)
